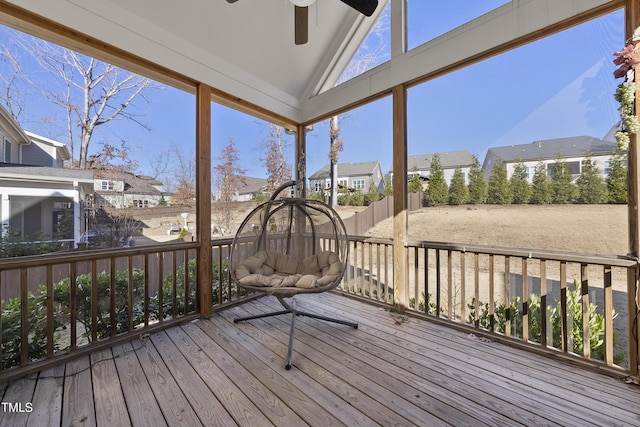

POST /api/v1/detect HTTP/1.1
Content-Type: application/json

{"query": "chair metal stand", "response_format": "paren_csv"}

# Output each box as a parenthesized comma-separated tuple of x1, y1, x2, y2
(234, 296, 358, 370)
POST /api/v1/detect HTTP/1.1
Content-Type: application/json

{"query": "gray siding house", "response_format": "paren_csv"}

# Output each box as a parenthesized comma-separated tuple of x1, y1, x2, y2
(308, 161, 384, 195)
(389, 150, 475, 188)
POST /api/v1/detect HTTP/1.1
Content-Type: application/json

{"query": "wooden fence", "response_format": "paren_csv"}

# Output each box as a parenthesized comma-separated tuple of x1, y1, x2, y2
(341, 193, 423, 236)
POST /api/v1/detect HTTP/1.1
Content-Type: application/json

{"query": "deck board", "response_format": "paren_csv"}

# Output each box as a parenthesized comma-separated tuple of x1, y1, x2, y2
(1, 374, 36, 427)
(91, 348, 131, 427)
(132, 336, 203, 426)
(28, 365, 64, 426)
(62, 356, 96, 427)
(2, 292, 640, 427)
(112, 342, 167, 427)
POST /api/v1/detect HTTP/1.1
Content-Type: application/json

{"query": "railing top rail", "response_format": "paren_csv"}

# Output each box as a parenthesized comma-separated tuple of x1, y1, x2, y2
(0, 242, 201, 270)
(404, 238, 638, 267)
(345, 235, 637, 268)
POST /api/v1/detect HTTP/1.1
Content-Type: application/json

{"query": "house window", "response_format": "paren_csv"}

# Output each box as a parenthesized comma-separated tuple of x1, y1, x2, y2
(314, 182, 323, 192)
(133, 199, 149, 208)
(527, 166, 536, 180)
(338, 178, 348, 189)
(53, 202, 73, 209)
(604, 161, 611, 176)
(3, 138, 11, 163)
(353, 179, 365, 190)
(566, 161, 581, 175)
(101, 180, 114, 191)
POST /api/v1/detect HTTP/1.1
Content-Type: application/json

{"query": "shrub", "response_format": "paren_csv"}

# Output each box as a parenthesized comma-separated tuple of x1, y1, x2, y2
(467, 279, 622, 364)
(409, 292, 439, 315)
(351, 190, 365, 206)
(1, 259, 232, 370)
(54, 268, 147, 341)
(365, 182, 380, 205)
(1, 286, 63, 370)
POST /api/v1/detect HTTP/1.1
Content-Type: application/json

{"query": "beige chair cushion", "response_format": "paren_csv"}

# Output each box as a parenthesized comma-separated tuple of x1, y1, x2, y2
(235, 250, 343, 289)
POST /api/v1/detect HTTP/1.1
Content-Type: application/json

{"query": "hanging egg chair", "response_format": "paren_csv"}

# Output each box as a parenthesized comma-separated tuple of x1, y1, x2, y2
(229, 181, 358, 369)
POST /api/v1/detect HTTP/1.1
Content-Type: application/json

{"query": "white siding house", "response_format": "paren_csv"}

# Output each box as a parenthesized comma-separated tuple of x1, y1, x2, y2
(482, 131, 619, 182)
(0, 106, 93, 245)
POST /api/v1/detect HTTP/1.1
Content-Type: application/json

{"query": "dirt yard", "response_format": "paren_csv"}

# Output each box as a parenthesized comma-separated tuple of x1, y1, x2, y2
(364, 204, 628, 256)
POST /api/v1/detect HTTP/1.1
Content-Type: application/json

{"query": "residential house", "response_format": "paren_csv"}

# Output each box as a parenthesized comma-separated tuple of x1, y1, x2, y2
(93, 171, 166, 208)
(389, 150, 475, 188)
(0, 105, 93, 244)
(235, 176, 268, 202)
(482, 131, 618, 181)
(308, 161, 384, 195)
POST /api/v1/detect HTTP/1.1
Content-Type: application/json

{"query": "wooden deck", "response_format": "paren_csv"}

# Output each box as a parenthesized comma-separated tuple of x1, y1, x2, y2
(2, 292, 640, 426)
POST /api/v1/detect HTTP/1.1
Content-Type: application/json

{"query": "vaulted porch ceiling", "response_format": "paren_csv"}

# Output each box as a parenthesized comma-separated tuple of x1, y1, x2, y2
(1, 1, 626, 125)
(2, 0, 387, 124)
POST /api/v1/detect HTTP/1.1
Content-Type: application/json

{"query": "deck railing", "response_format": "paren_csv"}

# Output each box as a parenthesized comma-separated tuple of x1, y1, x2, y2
(340, 236, 639, 373)
(0, 239, 249, 383)
(2, 234, 637, 382)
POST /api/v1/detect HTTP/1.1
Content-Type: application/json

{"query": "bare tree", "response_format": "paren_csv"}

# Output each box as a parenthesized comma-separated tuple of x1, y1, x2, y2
(326, 10, 389, 208)
(169, 146, 196, 207)
(328, 116, 344, 207)
(0, 45, 28, 120)
(213, 138, 246, 235)
(86, 141, 139, 173)
(262, 124, 292, 195)
(1, 33, 161, 169)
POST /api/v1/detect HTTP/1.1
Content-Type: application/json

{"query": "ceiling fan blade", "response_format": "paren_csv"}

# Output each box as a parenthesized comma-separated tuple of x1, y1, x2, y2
(339, 0, 378, 17)
(226, 0, 239, 3)
(294, 5, 308, 45)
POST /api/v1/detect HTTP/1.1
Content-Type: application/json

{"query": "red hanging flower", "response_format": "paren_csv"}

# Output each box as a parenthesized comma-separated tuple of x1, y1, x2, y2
(614, 44, 640, 79)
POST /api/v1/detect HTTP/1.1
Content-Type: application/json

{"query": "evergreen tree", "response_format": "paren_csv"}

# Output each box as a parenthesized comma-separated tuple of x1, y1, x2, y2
(449, 166, 469, 205)
(576, 153, 607, 204)
(467, 154, 488, 204)
(530, 161, 552, 204)
(425, 154, 448, 206)
(381, 174, 393, 198)
(351, 189, 365, 206)
(607, 144, 627, 204)
(550, 155, 578, 204)
(365, 181, 380, 205)
(487, 156, 512, 204)
(509, 158, 531, 204)
(407, 166, 423, 193)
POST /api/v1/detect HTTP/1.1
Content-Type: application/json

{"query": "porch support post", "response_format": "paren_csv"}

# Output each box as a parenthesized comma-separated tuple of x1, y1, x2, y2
(196, 83, 212, 316)
(73, 183, 81, 245)
(627, 0, 640, 375)
(392, 84, 408, 313)
(295, 124, 307, 198)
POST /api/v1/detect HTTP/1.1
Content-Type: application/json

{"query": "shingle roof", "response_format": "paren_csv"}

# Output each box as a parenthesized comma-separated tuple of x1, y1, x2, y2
(237, 176, 267, 195)
(94, 170, 164, 195)
(308, 161, 380, 180)
(485, 135, 616, 163)
(388, 150, 475, 173)
(0, 164, 94, 182)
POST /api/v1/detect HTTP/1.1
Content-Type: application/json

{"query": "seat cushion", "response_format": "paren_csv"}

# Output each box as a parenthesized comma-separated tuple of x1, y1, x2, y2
(235, 250, 342, 289)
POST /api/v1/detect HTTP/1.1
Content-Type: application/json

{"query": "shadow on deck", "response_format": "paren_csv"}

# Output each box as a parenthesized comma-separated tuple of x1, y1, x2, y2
(1, 292, 639, 426)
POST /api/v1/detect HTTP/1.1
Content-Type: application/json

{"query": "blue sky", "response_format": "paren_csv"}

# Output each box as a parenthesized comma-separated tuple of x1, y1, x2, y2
(0, 2, 625, 186)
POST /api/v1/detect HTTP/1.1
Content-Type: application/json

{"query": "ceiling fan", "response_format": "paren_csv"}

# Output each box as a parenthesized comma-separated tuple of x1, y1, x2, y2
(226, 0, 379, 45)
